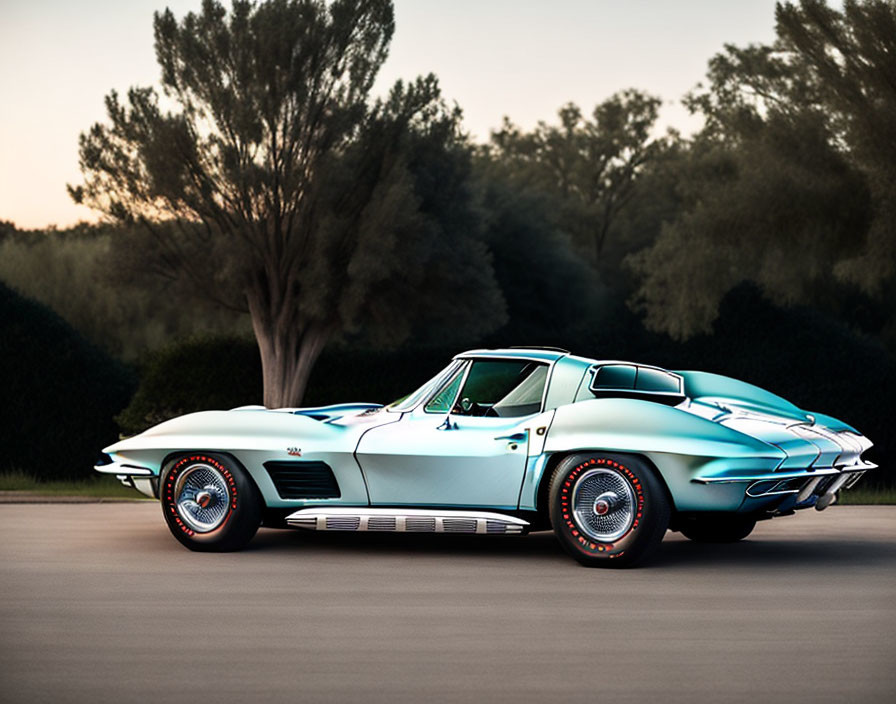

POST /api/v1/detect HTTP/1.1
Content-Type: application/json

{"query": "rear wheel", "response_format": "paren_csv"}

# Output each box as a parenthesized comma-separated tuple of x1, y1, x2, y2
(549, 453, 670, 568)
(678, 515, 756, 543)
(161, 453, 262, 552)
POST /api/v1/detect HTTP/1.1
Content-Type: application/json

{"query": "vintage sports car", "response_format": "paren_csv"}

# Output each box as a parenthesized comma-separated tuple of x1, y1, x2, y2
(96, 347, 875, 567)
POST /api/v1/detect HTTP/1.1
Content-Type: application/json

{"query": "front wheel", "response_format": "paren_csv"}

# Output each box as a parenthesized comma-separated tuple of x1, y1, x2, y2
(549, 453, 670, 568)
(161, 453, 262, 552)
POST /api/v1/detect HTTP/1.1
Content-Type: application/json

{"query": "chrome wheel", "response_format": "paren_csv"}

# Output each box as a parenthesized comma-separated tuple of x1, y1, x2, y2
(173, 463, 231, 533)
(571, 468, 636, 542)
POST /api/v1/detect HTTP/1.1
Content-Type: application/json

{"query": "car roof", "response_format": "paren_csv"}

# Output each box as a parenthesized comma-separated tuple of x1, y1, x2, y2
(455, 347, 571, 363)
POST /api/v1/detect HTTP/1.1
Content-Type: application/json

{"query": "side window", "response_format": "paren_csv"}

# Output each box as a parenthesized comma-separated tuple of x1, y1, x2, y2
(454, 360, 548, 418)
(424, 363, 467, 413)
(592, 364, 636, 389)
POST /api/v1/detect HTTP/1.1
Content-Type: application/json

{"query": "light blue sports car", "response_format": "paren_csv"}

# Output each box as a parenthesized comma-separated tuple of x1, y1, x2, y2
(96, 347, 875, 566)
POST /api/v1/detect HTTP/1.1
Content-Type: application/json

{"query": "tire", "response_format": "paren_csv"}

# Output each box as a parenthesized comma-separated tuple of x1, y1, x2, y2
(678, 515, 756, 543)
(549, 453, 670, 568)
(161, 453, 262, 552)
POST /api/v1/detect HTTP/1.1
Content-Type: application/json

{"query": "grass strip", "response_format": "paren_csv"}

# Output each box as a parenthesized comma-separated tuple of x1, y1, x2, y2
(0, 471, 147, 498)
(838, 487, 896, 505)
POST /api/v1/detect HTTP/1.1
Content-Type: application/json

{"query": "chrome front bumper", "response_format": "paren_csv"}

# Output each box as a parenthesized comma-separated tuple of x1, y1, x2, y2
(94, 454, 158, 498)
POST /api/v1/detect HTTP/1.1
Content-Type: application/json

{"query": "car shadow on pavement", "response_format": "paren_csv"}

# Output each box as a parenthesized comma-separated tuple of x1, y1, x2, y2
(248, 526, 569, 560)
(246, 527, 896, 569)
(653, 536, 896, 570)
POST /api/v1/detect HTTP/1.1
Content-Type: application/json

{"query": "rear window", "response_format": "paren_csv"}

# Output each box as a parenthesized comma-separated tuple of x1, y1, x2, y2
(589, 364, 683, 398)
(593, 364, 636, 389)
(635, 367, 682, 394)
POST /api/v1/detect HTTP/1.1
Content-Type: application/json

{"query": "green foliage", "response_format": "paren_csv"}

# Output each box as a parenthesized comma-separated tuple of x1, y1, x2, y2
(838, 488, 896, 505)
(776, 0, 896, 291)
(70, 0, 505, 406)
(0, 471, 146, 498)
(0, 282, 135, 479)
(115, 335, 461, 434)
(628, 113, 869, 339)
(472, 160, 601, 340)
(629, 0, 896, 341)
(116, 335, 262, 436)
(0, 222, 249, 360)
(484, 90, 664, 266)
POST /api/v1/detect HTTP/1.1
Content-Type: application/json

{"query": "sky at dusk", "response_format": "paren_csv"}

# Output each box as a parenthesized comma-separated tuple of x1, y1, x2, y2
(0, 0, 786, 229)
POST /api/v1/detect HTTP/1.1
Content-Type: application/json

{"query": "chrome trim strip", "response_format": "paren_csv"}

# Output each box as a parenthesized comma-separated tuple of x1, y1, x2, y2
(94, 460, 154, 476)
(745, 482, 800, 498)
(844, 471, 866, 490)
(285, 507, 530, 534)
(692, 461, 877, 484)
(422, 359, 472, 414)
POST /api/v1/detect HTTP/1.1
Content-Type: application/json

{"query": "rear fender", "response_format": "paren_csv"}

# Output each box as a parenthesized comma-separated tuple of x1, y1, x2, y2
(543, 398, 784, 512)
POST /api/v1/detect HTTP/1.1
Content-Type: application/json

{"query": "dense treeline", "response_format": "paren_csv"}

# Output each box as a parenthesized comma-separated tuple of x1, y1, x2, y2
(1, 0, 893, 486)
(0, 282, 135, 479)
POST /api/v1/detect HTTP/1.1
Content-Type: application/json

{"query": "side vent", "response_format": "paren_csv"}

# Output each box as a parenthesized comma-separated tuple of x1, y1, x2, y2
(442, 518, 478, 533)
(264, 461, 341, 500)
(405, 517, 436, 532)
(326, 516, 360, 531)
(367, 516, 397, 531)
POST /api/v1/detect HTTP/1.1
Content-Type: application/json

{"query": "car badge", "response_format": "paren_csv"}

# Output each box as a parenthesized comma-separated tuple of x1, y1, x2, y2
(287, 447, 302, 456)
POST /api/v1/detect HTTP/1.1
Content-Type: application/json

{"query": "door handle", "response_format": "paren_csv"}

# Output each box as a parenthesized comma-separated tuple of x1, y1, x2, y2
(494, 432, 527, 442)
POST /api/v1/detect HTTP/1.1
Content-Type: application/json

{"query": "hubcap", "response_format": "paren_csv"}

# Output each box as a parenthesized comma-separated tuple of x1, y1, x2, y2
(173, 464, 231, 533)
(572, 469, 636, 542)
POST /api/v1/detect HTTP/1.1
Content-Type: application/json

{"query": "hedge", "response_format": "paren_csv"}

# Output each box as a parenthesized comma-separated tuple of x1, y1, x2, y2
(0, 281, 135, 479)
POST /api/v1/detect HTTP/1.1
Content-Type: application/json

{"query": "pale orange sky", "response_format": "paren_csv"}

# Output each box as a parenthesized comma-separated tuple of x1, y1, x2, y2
(0, 0, 786, 229)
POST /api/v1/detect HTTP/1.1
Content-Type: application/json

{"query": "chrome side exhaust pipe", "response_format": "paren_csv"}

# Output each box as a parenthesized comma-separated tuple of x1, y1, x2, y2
(796, 476, 824, 504)
(815, 474, 851, 511)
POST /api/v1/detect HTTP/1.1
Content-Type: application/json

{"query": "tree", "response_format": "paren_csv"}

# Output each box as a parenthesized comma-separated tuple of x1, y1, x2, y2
(69, 0, 504, 407)
(628, 0, 894, 340)
(776, 0, 896, 291)
(485, 90, 664, 266)
(627, 113, 869, 339)
(472, 156, 601, 341)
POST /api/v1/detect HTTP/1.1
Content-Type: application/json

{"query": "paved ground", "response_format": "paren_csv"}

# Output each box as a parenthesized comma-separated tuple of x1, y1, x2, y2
(1, 504, 894, 704)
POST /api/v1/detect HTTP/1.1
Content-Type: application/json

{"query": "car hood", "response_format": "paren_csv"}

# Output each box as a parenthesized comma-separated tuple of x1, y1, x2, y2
(105, 402, 391, 455)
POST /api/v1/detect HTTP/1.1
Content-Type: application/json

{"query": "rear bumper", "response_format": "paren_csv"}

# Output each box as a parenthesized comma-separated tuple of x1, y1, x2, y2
(692, 461, 876, 512)
(691, 460, 877, 485)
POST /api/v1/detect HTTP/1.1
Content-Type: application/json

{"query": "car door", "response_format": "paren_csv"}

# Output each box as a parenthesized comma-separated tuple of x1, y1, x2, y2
(356, 358, 551, 509)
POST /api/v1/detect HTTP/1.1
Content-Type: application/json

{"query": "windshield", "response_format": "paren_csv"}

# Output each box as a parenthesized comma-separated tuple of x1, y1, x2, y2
(386, 360, 465, 413)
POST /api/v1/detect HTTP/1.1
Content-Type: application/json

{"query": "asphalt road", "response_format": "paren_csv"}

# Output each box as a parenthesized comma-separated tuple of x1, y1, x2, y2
(1, 504, 894, 704)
